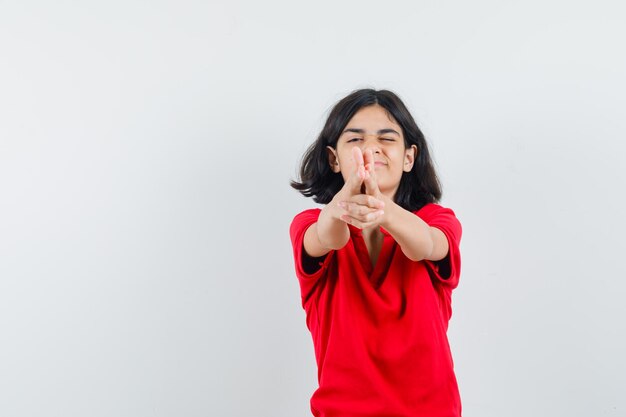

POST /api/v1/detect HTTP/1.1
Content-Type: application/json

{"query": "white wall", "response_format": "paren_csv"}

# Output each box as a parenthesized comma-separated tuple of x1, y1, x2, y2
(1, 1, 625, 416)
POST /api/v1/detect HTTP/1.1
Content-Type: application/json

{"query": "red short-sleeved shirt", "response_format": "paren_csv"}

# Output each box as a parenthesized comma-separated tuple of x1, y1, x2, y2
(289, 203, 463, 417)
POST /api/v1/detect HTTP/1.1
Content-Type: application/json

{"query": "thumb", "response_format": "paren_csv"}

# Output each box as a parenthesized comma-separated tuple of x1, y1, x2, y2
(363, 171, 380, 196)
(363, 149, 380, 196)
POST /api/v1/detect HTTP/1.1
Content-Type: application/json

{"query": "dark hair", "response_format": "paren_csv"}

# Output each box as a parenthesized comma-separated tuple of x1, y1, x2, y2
(290, 88, 442, 211)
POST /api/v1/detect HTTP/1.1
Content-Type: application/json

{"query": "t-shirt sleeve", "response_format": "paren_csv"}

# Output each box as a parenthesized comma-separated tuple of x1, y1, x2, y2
(289, 209, 334, 303)
(421, 206, 463, 289)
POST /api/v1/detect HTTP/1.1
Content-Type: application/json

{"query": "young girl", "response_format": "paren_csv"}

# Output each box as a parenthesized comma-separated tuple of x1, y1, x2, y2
(289, 88, 463, 417)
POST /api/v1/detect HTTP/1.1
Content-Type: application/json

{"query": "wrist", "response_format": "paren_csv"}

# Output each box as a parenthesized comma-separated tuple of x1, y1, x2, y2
(330, 191, 349, 216)
(379, 194, 396, 228)
(317, 194, 350, 250)
(324, 192, 349, 225)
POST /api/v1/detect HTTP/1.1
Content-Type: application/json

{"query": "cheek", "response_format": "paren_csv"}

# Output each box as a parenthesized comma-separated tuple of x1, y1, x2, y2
(338, 149, 358, 171)
(388, 149, 406, 166)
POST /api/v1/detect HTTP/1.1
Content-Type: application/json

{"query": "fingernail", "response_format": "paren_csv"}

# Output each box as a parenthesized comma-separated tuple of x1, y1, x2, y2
(338, 202, 346, 208)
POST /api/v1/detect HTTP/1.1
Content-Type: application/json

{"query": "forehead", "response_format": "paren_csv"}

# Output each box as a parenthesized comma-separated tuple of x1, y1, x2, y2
(344, 105, 401, 131)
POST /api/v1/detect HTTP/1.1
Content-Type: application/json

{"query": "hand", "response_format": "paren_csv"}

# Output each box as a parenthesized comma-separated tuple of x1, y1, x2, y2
(332, 147, 386, 229)
(361, 148, 384, 202)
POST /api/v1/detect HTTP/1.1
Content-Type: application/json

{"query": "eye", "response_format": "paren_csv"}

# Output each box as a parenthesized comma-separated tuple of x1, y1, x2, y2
(347, 138, 362, 143)
(381, 138, 395, 142)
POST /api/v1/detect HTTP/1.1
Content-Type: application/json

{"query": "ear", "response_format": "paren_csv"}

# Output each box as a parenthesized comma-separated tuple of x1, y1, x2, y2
(403, 144, 418, 172)
(326, 146, 341, 173)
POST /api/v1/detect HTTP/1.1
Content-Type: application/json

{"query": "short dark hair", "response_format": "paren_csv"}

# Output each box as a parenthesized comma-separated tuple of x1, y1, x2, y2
(290, 88, 442, 211)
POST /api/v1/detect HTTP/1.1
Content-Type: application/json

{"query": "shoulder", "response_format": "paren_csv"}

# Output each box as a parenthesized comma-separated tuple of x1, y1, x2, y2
(289, 208, 322, 236)
(291, 208, 322, 220)
(290, 208, 322, 226)
(414, 203, 462, 239)
(412, 202, 458, 219)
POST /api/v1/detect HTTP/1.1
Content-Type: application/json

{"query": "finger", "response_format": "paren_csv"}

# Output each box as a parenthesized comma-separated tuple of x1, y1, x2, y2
(361, 209, 384, 223)
(343, 195, 385, 209)
(351, 147, 366, 180)
(341, 207, 384, 223)
(361, 149, 380, 195)
(343, 147, 365, 195)
(340, 210, 385, 228)
(363, 170, 380, 196)
(346, 167, 364, 195)
(339, 201, 380, 217)
(363, 149, 375, 173)
(340, 216, 380, 229)
(363, 153, 373, 182)
(352, 146, 364, 167)
(365, 149, 377, 179)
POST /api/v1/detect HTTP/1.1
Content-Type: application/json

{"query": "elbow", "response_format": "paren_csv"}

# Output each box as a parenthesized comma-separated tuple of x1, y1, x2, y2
(319, 229, 350, 251)
(403, 240, 433, 262)
(320, 238, 345, 251)
(330, 233, 350, 250)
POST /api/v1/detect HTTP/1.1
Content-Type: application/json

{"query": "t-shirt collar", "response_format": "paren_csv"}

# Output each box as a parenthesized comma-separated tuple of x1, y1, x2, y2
(348, 223, 391, 237)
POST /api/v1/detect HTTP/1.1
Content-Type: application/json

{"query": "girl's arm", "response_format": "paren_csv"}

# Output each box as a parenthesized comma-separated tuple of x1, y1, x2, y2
(381, 199, 449, 262)
(302, 198, 350, 257)
(355, 148, 448, 262)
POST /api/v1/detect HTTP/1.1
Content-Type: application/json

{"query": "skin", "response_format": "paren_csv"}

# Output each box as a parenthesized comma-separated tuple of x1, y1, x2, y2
(303, 104, 450, 266)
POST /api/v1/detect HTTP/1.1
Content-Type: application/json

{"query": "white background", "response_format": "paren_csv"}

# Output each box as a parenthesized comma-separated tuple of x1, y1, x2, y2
(1, 1, 625, 416)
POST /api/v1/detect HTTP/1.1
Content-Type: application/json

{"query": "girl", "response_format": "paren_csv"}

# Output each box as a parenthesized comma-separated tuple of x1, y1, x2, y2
(289, 88, 463, 417)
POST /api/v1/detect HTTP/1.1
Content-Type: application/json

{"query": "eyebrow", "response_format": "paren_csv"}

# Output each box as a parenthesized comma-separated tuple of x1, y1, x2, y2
(341, 128, 400, 136)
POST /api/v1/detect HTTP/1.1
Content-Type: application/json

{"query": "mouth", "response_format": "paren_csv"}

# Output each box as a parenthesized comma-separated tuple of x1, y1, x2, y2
(374, 161, 386, 166)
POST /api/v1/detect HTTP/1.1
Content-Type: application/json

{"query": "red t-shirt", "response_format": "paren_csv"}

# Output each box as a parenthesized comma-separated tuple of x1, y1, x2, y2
(289, 203, 463, 417)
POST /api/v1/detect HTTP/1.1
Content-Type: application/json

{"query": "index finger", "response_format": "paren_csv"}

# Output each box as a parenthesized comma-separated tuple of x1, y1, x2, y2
(351, 146, 364, 168)
(345, 194, 385, 209)
(363, 148, 374, 171)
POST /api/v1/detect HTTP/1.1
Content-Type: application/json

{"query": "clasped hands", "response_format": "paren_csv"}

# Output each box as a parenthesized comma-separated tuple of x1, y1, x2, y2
(333, 147, 389, 230)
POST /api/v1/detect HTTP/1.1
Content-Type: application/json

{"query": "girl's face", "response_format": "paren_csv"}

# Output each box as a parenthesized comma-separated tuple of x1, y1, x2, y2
(327, 104, 417, 199)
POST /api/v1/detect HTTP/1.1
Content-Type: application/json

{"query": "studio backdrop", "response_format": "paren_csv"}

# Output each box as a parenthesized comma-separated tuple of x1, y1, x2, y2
(1, 1, 625, 416)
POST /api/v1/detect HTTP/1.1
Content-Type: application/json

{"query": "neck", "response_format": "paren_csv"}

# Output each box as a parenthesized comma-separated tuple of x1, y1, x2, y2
(361, 225, 383, 240)
(381, 185, 398, 202)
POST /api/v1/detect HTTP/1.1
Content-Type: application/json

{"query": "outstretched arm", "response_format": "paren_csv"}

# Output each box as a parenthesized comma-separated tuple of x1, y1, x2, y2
(380, 201, 449, 262)
(338, 148, 449, 262)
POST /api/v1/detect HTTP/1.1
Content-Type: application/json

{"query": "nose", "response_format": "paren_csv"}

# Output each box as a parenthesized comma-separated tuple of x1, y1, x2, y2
(361, 138, 381, 154)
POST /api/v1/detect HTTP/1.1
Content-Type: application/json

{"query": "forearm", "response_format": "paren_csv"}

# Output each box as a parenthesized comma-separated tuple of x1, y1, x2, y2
(316, 196, 350, 250)
(381, 198, 433, 262)
(303, 194, 351, 257)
